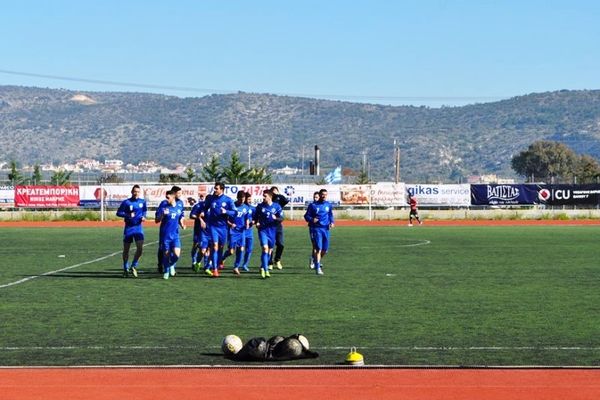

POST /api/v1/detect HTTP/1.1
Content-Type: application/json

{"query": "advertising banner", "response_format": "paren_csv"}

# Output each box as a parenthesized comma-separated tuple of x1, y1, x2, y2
(142, 185, 205, 207)
(79, 183, 474, 208)
(406, 184, 471, 206)
(15, 185, 80, 208)
(78, 183, 343, 208)
(0, 185, 14, 207)
(537, 184, 600, 206)
(79, 184, 205, 208)
(340, 185, 371, 205)
(471, 184, 540, 206)
(367, 183, 407, 206)
(223, 184, 343, 207)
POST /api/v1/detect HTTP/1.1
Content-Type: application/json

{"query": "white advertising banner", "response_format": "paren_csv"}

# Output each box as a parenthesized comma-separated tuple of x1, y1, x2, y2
(0, 185, 15, 207)
(368, 183, 407, 206)
(405, 184, 471, 206)
(225, 184, 341, 206)
(79, 184, 207, 208)
(77, 183, 470, 208)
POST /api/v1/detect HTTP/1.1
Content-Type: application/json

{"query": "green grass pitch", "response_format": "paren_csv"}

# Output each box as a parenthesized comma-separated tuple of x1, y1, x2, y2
(0, 224, 599, 366)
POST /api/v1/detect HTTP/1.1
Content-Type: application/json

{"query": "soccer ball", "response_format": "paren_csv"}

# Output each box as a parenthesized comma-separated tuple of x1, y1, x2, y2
(221, 334, 243, 356)
(296, 334, 310, 350)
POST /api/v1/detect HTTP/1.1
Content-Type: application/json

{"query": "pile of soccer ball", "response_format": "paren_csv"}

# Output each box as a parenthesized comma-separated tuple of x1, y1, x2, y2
(221, 333, 312, 360)
(222, 334, 365, 365)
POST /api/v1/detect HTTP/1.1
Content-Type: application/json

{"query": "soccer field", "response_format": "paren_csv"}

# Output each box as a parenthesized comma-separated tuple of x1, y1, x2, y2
(1, 224, 599, 366)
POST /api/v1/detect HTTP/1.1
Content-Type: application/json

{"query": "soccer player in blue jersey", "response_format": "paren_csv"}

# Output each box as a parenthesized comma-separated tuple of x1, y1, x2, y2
(303, 188, 334, 275)
(254, 189, 284, 279)
(189, 194, 211, 273)
(156, 185, 185, 273)
(223, 191, 250, 276)
(307, 191, 320, 270)
(205, 182, 237, 277)
(116, 185, 147, 278)
(155, 190, 186, 280)
(241, 191, 255, 272)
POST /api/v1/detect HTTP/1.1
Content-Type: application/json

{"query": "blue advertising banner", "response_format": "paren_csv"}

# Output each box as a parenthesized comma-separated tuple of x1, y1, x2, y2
(471, 184, 540, 206)
(537, 184, 600, 206)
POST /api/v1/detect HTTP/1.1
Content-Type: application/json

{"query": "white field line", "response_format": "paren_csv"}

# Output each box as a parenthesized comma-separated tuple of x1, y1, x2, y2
(358, 239, 431, 248)
(0, 234, 192, 290)
(401, 240, 431, 247)
(0, 251, 125, 289)
(0, 234, 427, 290)
(2, 345, 600, 352)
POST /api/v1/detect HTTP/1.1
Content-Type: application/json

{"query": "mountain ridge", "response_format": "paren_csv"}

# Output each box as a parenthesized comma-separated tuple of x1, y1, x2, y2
(1, 85, 600, 182)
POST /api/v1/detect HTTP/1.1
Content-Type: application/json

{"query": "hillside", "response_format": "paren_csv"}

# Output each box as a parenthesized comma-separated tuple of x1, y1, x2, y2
(1, 85, 600, 182)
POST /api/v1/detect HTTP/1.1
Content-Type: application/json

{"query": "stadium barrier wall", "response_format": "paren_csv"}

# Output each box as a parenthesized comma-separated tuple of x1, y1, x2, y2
(1, 183, 600, 222)
(2, 208, 600, 222)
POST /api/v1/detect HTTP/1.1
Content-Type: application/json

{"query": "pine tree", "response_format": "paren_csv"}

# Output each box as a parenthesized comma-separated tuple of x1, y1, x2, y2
(354, 161, 370, 184)
(200, 154, 223, 182)
(31, 164, 43, 184)
(185, 167, 196, 182)
(222, 152, 249, 184)
(8, 161, 24, 185)
(50, 170, 73, 185)
(246, 167, 272, 184)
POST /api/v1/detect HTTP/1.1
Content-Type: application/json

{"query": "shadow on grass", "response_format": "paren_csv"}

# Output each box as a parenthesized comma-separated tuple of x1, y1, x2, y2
(31, 270, 273, 280)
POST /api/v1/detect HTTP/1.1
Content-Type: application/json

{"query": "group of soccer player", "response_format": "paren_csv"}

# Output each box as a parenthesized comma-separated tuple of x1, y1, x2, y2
(117, 183, 335, 279)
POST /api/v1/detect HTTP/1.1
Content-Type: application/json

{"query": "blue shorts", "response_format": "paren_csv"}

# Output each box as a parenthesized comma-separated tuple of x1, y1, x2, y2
(229, 229, 245, 249)
(124, 232, 144, 244)
(258, 227, 276, 249)
(194, 230, 210, 249)
(209, 225, 228, 246)
(160, 236, 181, 252)
(244, 232, 254, 249)
(312, 227, 330, 252)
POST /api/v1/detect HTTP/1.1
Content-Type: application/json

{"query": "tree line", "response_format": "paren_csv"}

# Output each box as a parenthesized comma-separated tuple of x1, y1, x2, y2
(6, 161, 74, 185)
(158, 152, 272, 184)
(3, 152, 273, 186)
(511, 140, 600, 183)
(6, 141, 599, 186)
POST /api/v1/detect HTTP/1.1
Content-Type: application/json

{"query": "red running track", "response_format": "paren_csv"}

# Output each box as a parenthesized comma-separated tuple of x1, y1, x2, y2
(1, 368, 599, 400)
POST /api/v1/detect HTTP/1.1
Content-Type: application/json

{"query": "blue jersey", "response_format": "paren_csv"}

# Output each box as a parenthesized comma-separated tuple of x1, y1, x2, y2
(190, 201, 207, 235)
(156, 200, 184, 240)
(254, 202, 283, 230)
(158, 198, 184, 217)
(244, 204, 256, 238)
(206, 194, 237, 228)
(229, 202, 250, 233)
(304, 200, 334, 228)
(116, 197, 147, 235)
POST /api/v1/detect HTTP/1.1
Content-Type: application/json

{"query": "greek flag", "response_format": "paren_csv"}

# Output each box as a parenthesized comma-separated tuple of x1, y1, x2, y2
(324, 166, 342, 184)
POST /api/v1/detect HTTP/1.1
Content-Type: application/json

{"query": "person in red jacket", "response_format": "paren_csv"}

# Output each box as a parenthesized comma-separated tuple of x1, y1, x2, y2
(408, 193, 422, 226)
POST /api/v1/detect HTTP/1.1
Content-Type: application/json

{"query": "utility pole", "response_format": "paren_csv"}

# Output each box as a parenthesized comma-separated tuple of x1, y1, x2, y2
(248, 145, 252, 169)
(314, 145, 320, 176)
(361, 150, 368, 181)
(394, 139, 400, 184)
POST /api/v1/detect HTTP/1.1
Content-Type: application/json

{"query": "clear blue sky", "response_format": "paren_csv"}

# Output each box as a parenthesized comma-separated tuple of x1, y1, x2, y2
(1, 0, 599, 107)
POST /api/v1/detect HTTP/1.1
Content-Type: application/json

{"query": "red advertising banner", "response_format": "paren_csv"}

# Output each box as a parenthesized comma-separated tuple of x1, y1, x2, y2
(15, 185, 80, 208)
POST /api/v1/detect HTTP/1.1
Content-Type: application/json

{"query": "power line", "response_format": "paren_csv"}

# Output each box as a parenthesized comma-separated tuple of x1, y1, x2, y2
(0, 68, 509, 102)
(0, 68, 227, 94)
